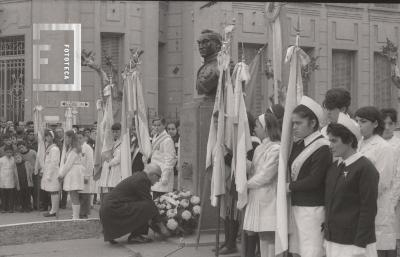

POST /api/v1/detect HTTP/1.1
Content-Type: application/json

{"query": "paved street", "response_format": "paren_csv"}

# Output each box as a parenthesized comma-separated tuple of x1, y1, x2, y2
(0, 235, 241, 257)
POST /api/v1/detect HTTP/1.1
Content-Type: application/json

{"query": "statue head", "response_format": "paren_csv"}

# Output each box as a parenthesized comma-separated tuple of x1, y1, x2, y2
(197, 29, 222, 58)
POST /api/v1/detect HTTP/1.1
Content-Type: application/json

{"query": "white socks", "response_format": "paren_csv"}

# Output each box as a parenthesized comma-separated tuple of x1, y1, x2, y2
(71, 204, 80, 219)
(50, 194, 60, 214)
(260, 238, 269, 257)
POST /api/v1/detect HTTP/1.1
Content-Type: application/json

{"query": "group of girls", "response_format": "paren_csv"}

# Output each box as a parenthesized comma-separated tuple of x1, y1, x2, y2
(242, 87, 400, 257)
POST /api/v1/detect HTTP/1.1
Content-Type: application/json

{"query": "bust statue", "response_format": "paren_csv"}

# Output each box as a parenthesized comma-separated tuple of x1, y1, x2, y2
(196, 29, 222, 97)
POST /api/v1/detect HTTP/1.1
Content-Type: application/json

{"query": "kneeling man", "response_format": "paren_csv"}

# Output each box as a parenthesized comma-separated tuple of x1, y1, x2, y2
(100, 163, 170, 244)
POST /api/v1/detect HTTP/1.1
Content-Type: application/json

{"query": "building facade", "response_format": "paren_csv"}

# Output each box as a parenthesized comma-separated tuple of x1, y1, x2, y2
(0, 1, 399, 124)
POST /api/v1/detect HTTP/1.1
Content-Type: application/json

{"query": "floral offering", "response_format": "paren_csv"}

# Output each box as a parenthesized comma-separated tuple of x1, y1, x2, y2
(153, 190, 201, 236)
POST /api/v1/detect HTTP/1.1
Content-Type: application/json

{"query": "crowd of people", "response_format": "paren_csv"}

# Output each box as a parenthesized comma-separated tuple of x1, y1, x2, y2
(0, 117, 181, 221)
(1, 87, 400, 257)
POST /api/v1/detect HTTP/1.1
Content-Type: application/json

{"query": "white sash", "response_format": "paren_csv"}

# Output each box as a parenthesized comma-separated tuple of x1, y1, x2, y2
(291, 137, 329, 181)
(150, 132, 169, 156)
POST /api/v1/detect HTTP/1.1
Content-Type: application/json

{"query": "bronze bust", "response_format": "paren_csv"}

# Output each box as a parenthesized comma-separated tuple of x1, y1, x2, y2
(196, 30, 222, 97)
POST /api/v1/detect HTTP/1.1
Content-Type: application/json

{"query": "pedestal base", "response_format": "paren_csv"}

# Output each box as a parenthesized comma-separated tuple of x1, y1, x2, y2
(179, 97, 217, 229)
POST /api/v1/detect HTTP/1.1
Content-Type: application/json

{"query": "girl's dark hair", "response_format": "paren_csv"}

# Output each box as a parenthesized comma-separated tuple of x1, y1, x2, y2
(266, 104, 284, 130)
(292, 104, 319, 131)
(381, 108, 398, 123)
(264, 113, 281, 142)
(323, 88, 351, 111)
(355, 106, 384, 135)
(65, 130, 81, 153)
(326, 123, 358, 149)
(166, 121, 177, 128)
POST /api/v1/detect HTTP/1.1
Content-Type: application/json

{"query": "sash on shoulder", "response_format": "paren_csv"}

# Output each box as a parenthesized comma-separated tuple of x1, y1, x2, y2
(291, 137, 329, 181)
(150, 132, 170, 156)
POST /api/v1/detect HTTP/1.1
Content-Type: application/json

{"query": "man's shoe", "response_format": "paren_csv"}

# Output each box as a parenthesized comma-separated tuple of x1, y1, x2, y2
(211, 243, 226, 252)
(127, 234, 152, 244)
(43, 212, 56, 217)
(108, 239, 118, 244)
(219, 246, 238, 255)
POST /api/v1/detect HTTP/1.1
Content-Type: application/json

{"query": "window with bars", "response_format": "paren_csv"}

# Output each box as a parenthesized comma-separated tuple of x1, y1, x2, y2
(0, 36, 25, 122)
(374, 53, 393, 109)
(100, 32, 123, 75)
(0, 36, 25, 57)
(332, 50, 356, 112)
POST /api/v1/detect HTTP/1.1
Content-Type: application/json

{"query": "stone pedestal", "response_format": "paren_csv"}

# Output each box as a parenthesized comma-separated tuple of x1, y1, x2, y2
(179, 97, 217, 229)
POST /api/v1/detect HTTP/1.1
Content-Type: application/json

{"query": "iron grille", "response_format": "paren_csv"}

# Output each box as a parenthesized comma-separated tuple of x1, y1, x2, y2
(0, 36, 25, 56)
(0, 36, 25, 122)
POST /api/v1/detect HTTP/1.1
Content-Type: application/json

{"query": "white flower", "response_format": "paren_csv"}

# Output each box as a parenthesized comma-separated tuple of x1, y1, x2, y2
(167, 209, 177, 218)
(159, 204, 166, 209)
(166, 204, 172, 209)
(180, 199, 189, 208)
(192, 205, 201, 215)
(181, 210, 192, 220)
(160, 195, 166, 201)
(190, 196, 200, 205)
(159, 210, 165, 215)
(167, 219, 178, 230)
(183, 191, 192, 197)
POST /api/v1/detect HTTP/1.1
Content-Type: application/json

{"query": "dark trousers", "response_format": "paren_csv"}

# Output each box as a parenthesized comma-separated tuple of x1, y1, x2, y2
(18, 187, 32, 211)
(79, 193, 91, 218)
(32, 174, 40, 210)
(60, 190, 68, 208)
(1, 188, 15, 211)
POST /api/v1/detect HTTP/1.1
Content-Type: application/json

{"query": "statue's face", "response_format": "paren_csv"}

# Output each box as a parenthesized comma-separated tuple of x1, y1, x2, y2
(197, 35, 220, 58)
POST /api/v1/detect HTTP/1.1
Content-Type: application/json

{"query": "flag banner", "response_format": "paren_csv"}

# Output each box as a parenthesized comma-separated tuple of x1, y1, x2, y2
(132, 71, 152, 160)
(275, 45, 310, 255)
(120, 73, 133, 179)
(101, 85, 115, 161)
(231, 62, 252, 210)
(93, 100, 104, 180)
(244, 52, 262, 112)
(60, 107, 74, 171)
(207, 53, 227, 207)
(33, 105, 45, 174)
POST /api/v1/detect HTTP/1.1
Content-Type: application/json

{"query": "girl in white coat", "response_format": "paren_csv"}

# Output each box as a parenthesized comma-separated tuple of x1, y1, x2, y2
(40, 129, 60, 217)
(243, 113, 281, 257)
(355, 106, 396, 257)
(58, 130, 84, 219)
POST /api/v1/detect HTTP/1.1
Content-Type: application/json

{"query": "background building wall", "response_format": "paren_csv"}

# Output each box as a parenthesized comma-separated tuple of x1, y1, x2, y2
(0, 1, 399, 124)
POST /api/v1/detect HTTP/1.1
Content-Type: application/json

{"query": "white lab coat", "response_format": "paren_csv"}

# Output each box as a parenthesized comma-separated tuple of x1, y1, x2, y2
(243, 138, 280, 232)
(59, 149, 84, 191)
(40, 144, 60, 192)
(359, 134, 396, 250)
(386, 135, 400, 239)
(79, 142, 94, 194)
(150, 130, 177, 193)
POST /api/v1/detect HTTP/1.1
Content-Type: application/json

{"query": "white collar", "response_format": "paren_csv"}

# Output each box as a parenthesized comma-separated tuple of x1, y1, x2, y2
(338, 152, 363, 167)
(304, 131, 322, 147)
(262, 137, 271, 144)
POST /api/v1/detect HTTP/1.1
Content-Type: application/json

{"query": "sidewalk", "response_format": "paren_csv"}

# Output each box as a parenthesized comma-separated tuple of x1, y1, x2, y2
(0, 234, 241, 257)
(0, 205, 100, 226)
